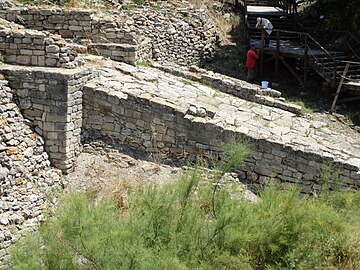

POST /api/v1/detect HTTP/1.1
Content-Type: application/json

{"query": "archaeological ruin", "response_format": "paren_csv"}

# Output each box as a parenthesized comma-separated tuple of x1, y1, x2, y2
(0, 1, 359, 268)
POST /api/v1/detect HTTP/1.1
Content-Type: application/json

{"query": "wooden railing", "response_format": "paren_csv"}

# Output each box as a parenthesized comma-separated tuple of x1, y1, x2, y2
(330, 60, 360, 110)
(242, 0, 298, 14)
(259, 29, 337, 83)
(301, 28, 360, 60)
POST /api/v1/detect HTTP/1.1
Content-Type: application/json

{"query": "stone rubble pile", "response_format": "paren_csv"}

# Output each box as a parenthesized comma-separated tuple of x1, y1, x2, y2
(0, 80, 63, 269)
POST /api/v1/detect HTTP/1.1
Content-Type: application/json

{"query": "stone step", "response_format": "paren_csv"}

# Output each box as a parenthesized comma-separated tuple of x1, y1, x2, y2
(88, 41, 151, 65)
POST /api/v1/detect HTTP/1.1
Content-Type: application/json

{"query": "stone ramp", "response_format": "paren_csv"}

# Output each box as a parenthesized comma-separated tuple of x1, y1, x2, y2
(83, 61, 360, 192)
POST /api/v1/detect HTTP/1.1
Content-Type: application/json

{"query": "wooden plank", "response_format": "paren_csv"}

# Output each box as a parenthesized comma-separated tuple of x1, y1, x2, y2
(264, 56, 275, 63)
(337, 95, 360, 104)
(275, 31, 280, 78)
(330, 62, 350, 112)
(280, 59, 303, 86)
(304, 34, 308, 85)
(260, 30, 265, 79)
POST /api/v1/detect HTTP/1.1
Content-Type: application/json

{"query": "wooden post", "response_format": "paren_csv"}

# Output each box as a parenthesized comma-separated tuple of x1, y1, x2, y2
(330, 62, 350, 112)
(260, 29, 264, 79)
(275, 30, 280, 79)
(304, 34, 308, 86)
(332, 62, 338, 88)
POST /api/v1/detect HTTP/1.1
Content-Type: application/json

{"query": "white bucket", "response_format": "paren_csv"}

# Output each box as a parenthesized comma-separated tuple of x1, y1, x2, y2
(261, 81, 269, 89)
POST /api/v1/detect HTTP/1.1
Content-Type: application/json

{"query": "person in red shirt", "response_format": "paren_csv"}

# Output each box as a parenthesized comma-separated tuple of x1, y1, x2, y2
(246, 44, 259, 82)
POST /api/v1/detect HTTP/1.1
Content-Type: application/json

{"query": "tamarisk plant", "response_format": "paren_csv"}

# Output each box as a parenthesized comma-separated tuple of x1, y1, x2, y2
(11, 140, 360, 269)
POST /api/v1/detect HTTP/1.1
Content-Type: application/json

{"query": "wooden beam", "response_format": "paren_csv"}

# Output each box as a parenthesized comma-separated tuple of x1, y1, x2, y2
(280, 59, 304, 86)
(330, 62, 350, 112)
(337, 95, 360, 104)
(264, 56, 275, 64)
(303, 34, 308, 86)
(275, 31, 280, 79)
(260, 30, 264, 79)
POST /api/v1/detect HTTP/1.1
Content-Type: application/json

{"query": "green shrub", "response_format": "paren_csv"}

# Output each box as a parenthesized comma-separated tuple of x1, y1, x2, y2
(11, 141, 360, 270)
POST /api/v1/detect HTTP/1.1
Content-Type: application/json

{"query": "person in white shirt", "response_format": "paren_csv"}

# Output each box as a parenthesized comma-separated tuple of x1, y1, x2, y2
(256, 17, 273, 48)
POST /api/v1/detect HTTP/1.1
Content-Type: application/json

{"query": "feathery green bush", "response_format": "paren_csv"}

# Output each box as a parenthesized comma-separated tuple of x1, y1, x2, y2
(11, 141, 360, 270)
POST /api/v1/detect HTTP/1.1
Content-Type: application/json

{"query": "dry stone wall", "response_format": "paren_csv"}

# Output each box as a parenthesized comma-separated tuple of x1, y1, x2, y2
(82, 77, 360, 194)
(0, 64, 95, 173)
(0, 79, 63, 269)
(156, 62, 302, 115)
(0, 28, 84, 68)
(0, 4, 219, 65)
(88, 38, 152, 65)
(0, 8, 93, 38)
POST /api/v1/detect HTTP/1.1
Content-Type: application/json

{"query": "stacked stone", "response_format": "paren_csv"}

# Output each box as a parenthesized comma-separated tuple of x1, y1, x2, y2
(117, 5, 218, 65)
(0, 4, 219, 66)
(157, 62, 302, 115)
(0, 7, 93, 39)
(91, 14, 140, 45)
(82, 67, 360, 194)
(0, 80, 63, 269)
(0, 28, 84, 68)
(88, 38, 152, 65)
(1, 65, 95, 173)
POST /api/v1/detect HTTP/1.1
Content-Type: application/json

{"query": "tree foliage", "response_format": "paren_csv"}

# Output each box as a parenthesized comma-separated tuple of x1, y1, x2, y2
(302, 0, 360, 35)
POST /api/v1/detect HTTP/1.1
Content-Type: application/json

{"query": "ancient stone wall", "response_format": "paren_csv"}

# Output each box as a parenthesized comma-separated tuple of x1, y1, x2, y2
(0, 79, 63, 269)
(88, 38, 152, 65)
(157, 63, 302, 115)
(82, 82, 360, 193)
(0, 4, 219, 65)
(0, 8, 93, 38)
(0, 28, 83, 68)
(0, 65, 95, 173)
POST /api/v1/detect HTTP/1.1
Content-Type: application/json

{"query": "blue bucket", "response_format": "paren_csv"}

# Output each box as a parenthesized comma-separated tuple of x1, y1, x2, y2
(261, 81, 269, 89)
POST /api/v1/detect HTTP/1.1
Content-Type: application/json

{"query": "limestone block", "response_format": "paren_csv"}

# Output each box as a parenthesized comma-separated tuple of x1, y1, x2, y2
(45, 58, 57, 66)
(38, 56, 45, 66)
(69, 25, 83, 31)
(48, 15, 65, 24)
(46, 45, 60, 53)
(246, 171, 258, 182)
(16, 55, 31, 65)
(59, 29, 73, 38)
(30, 51, 45, 57)
(59, 56, 70, 63)
(46, 53, 60, 59)
(33, 38, 45, 45)
(31, 56, 38, 65)
(5, 55, 16, 63)
(348, 170, 360, 181)
(9, 43, 18, 50)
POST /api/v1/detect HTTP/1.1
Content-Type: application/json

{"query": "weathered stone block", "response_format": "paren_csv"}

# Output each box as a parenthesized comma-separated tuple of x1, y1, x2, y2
(16, 55, 31, 65)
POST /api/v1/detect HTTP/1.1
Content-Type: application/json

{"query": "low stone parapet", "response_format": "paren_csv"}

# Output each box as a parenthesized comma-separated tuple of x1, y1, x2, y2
(155, 62, 302, 115)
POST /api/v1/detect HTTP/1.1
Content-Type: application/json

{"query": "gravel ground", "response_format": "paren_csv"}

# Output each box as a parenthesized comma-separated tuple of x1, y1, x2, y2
(64, 144, 184, 199)
(64, 141, 260, 204)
